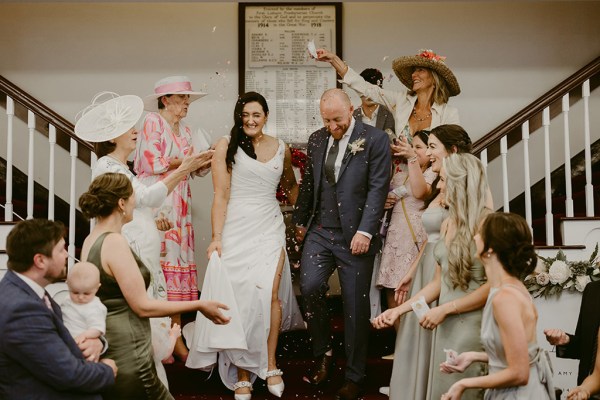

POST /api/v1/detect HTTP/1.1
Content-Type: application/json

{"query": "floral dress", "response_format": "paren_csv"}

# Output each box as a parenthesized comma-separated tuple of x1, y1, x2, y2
(134, 112, 197, 301)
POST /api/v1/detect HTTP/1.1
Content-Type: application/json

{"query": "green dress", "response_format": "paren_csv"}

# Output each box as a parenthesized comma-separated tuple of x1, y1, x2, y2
(88, 232, 173, 400)
(426, 238, 487, 400)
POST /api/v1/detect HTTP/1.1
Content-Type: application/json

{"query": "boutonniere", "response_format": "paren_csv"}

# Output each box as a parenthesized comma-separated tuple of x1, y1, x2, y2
(348, 138, 366, 155)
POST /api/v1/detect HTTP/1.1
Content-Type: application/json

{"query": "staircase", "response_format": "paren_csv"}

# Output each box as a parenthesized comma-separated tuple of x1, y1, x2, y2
(0, 54, 599, 399)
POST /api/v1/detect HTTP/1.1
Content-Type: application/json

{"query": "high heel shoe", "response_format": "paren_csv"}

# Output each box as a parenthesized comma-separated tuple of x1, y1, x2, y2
(266, 369, 284, 397)
(233, 381, 252, 400)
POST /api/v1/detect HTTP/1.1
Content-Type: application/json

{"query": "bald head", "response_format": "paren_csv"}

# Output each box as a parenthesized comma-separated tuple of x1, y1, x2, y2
(320, 89, 353, 139)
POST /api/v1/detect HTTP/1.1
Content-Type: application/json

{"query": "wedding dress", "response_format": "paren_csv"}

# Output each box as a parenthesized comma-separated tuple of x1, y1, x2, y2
(186, 139, 304, 389)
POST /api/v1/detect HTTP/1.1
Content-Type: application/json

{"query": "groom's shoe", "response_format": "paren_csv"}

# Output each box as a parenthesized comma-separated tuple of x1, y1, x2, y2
(335, 380, 363, 400)
(304, 353, 333, 386)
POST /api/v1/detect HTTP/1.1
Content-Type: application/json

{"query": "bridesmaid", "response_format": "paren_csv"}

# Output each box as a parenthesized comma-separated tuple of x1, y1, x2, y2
(441, 213, 554, 399)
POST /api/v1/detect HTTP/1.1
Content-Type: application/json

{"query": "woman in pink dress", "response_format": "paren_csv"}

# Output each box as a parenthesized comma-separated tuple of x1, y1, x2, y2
(135, 75, 212, 360)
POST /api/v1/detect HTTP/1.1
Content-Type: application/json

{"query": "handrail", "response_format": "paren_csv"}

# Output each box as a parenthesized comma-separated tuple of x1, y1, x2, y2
(472, 55, 600, 157)
(0, 75, 93, 164)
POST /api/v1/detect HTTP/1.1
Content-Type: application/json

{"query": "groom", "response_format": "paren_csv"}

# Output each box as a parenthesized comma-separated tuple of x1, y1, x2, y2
(293, 88, 390, 399)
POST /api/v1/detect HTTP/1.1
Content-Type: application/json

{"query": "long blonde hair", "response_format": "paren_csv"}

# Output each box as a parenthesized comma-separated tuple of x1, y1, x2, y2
(443, 153, 490, 290)
(408, 69, 450, 105)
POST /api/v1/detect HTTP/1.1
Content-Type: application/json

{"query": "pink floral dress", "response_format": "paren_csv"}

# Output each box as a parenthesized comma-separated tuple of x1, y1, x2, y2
(134, 112, 197, 301)
(376, 166, 437, 289)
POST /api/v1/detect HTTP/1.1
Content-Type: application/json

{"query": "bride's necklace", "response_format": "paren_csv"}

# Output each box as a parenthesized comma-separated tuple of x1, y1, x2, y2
(412, 108, 432, 122)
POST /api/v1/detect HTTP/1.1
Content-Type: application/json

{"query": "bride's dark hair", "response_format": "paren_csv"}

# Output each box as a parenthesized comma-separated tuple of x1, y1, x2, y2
(226, 92, 269, 172)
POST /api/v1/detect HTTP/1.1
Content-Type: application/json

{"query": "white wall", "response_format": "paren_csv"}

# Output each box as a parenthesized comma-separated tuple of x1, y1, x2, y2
(1, 1, 599, 278)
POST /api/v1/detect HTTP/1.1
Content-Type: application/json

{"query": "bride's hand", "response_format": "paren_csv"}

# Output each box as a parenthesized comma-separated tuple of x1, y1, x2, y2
(207, 240, 222, 259)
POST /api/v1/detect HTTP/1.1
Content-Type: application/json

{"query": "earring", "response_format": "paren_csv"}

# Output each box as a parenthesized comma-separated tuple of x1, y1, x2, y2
(485, 251, 492, 258)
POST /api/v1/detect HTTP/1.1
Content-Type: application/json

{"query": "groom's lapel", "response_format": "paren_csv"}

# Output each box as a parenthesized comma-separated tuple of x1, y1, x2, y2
(338, 121, 366, 181)
(312, 130, 328, 188)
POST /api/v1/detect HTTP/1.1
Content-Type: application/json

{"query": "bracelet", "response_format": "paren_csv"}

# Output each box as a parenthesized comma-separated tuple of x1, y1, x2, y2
(407, 156, 418, 164)
(452, 301, 461, 315)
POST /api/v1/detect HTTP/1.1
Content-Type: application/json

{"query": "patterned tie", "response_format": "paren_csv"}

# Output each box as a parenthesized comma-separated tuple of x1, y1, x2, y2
(43, 292, 53, 312)
(324, 139, 340, 184)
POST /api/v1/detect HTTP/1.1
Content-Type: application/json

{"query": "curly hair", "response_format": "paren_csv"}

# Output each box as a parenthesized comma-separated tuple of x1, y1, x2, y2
(225, 92, 269, 172)
(443, 153, 490, 290)
(479, 212, 537, 279)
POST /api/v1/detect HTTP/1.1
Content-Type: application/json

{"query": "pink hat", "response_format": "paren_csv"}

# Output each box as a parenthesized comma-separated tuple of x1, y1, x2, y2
(143, 75, 207, 112)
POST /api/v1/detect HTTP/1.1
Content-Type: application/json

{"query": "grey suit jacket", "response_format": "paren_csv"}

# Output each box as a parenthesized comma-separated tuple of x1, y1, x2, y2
(0, 270, 114, 399)
(353, 104, 396, 136)
(293, 119, 391, 253)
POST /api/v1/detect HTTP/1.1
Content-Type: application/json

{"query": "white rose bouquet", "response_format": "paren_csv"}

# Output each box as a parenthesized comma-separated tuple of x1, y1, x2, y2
(524, 244, 599, 298)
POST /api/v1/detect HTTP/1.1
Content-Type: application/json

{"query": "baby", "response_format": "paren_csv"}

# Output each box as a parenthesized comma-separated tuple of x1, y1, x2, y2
(61, 262, 107, 344)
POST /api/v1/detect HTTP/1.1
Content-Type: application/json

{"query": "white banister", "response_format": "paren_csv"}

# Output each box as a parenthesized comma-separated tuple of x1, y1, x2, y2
(5, 97, 14, 221)
(68, 139, 78, 270)
(562, 94, 574, 217)
(48, 125, 56, 220)
(582, 80, 594, 216)
(27, 111, 35, 220)
(543, 107, 554, 245)
(522, 121, 532, 229)
(500, 136, 509, 212)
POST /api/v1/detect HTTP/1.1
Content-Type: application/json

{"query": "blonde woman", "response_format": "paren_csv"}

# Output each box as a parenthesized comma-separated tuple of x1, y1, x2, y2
(374, 153, 491, 400)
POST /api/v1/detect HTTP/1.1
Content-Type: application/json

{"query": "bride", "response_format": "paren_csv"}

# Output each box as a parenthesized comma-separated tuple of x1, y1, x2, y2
(186, 91, 304, 399)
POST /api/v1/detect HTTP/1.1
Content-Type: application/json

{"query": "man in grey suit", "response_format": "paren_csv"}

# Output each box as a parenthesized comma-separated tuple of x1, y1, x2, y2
(293, 88, 391, 400)
(0, 219, 116, 399)
(352, 68, 396, 137)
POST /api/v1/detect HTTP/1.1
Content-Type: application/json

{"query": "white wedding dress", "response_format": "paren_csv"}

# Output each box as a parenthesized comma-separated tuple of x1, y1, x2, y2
(186, 139, 304, 389)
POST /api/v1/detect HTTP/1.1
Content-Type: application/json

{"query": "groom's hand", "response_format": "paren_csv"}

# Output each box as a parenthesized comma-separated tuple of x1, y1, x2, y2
(350, 233, 370, 255)
(295, 226, 307, 243)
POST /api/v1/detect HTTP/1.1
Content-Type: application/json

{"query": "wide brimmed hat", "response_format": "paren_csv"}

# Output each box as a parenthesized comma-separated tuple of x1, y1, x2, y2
(143, 75, 207, 112)
(75, 92, 144, 143)
(392, 49, 460, 96)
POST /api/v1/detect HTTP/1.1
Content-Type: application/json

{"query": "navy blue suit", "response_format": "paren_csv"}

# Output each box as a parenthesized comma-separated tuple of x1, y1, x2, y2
(293, 119, 391, 383)
(0, 270, 114, 399)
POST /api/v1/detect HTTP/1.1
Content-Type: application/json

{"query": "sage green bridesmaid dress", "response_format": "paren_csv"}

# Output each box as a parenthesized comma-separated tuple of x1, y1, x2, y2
(426, 238, 487, 400)
(88, 232, 173, 400)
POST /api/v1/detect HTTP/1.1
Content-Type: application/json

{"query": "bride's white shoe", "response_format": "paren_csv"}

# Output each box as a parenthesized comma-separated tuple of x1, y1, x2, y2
(266, 369, 284, 398)
(233, 381, 252, 400)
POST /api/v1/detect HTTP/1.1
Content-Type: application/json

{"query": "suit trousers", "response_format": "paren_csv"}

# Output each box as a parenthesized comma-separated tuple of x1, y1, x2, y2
(300, 225, 374, 383)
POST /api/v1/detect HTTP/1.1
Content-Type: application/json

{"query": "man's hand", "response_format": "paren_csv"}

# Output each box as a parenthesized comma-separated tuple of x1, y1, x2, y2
(78, 337, 103, 362)
(100, 358, 118, 377)
(295, 226, 307, 243)
(350, 232, 370, 255)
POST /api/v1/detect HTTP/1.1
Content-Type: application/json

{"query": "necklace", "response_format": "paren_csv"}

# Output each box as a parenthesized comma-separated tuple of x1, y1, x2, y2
(412, 109, 432, 122)
(106, 154, 127, 166)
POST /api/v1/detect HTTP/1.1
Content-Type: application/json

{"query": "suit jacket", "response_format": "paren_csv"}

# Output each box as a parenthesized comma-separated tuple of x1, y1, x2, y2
(0, 270, 114, 399)
(293, 119, 391, 253)
(353, 105, 396, 136)
(556, 280, 600, 385)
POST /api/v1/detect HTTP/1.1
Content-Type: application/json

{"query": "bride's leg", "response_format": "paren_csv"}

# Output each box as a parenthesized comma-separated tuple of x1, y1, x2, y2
(266, 248, 285, 386)
(235, 368, 252, 395)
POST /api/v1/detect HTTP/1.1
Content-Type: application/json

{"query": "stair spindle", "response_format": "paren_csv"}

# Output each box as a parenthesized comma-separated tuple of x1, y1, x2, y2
(48, 125, 56, 220)
(542, 107, 554, 245)
(68, 139, 78, 269)
(5, 97, 14, 221)
(582, 80, 594, 217)
(521, 121, 532, 230)
(562, 94, 574, 218)
(500, 136, 509, 212)
(27, 111, 35, 220)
